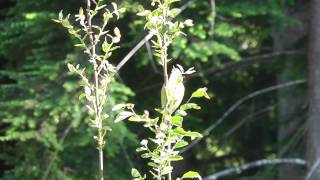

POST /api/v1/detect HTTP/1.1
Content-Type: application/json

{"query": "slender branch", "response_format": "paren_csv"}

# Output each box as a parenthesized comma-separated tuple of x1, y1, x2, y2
(128, 0, 201, 179)
(279, 118, 307, 157)
(201, 105, 278, 159)
(86, 1, 104, 179)
(160, 3, 171, 180)
(222, 105, 276, 140)
(181, 79, 306, 153)
(189, 50, 302, 78)
(136, 50, 302, 93)
(306, 158, 320, 180)
(119, 141, 134, 169)
(56, 1, 123, 179)
(220, 103, 306, 157)
(203, 158, 306, 180)
(146, 40, 161, 74)
(86, 0, 100, 128)
(116, 33, 154, 71)
(115, 0, 199, 71)
(179, 0, 199, 12)
(212, 104, 305, 160)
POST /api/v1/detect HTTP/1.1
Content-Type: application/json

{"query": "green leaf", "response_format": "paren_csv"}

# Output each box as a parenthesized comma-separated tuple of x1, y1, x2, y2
(191, 88, 210, 99)
(110, 46, 120, 51)
(79, 7, 84, 16)
(58, 10, 63, 19)
(102, 42, 111, 53)
(136, 147, 147, 152)
(112, 103, 134, 111)
(114, 27, 121, 37)
(185, 131, 203, 140)
(62, 19, 71, 28)
(112, 104, 127, 111)
(114, 111, 134, 123)
(112, 36, 121, 43)
(79, 93, 86, 100)
(169, 155, 183, 161)
(175, 109, 187, 116)
(112, 2, 118, 11)
(141, 153, 151, 158)
(171, 115, 183, 127)
(173, 140, 188, 149)
(67, 63, 76, 72)
(128, 115, 143, 122)
(131, 168, 141, 178)
(168, 8, 181, 17)
(181, 171, 202, 179)
(103, 12, 111, 21)
(153, 52, 162, 58)
(74, 43, 85, 48)
(147, 162, 158, 168)
(173, 127, 187, 136)
(184, 19, 194, 27)
(180, 103, 201, 111)
(173, 128, 203, 140)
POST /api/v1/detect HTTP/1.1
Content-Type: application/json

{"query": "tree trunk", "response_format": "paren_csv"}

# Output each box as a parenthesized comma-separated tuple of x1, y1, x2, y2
(274, 36, 302, 180)
(307, 0, 320, 179)
(273, 3, 308, 179)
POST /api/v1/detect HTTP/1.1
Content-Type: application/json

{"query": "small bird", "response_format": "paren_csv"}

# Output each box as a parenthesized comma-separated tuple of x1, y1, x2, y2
(161, 66, 185, 114)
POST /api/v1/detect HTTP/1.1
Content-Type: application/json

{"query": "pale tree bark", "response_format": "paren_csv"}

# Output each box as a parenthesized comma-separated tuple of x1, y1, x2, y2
(276, 61, 303, 180)
(272, 3, 309, 179)
(307, 0, 320, 179)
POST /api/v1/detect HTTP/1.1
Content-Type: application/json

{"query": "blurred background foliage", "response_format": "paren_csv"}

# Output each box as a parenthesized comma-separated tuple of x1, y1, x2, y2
(0, 0, 308, 179)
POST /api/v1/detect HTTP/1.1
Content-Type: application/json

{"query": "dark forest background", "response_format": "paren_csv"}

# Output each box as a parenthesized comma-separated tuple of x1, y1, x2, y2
(0, 0, 319, 179)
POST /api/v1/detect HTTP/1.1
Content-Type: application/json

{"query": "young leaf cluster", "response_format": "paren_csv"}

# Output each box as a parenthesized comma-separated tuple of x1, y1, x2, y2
(114, 85, 209, 180)
(137, 0, 193, 65)
(113, 0, 210, 179)
(54, 0, 125, 151)
(54, 0, 125, 179)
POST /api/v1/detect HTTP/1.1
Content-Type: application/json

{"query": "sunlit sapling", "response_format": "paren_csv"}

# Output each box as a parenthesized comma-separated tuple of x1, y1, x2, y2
(113, 0, 210, 179)
(53, 0, 125, 179)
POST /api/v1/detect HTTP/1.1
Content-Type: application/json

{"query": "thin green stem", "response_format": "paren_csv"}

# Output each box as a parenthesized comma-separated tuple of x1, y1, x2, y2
(87, 0, 104, 179)
(160, 2, 173, 180)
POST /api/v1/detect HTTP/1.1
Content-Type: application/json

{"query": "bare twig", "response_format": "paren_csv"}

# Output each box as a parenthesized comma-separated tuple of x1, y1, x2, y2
(146, 40, 161, 74)
(119, 141, 134, 169)
(204, 158, 306, 180)
(204, 105, 277, 158)
(279, 119, 307, 157)
(189, 50, 302, 78)
(306, 158, 320, 180)
(116, 33, 154, 71)
(222, 105, 276, 139)
(181, 80, 306, 153)
(211, 104, 305, 160)
(136, 50, 302, 93)
(115, 0, 200, 71)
